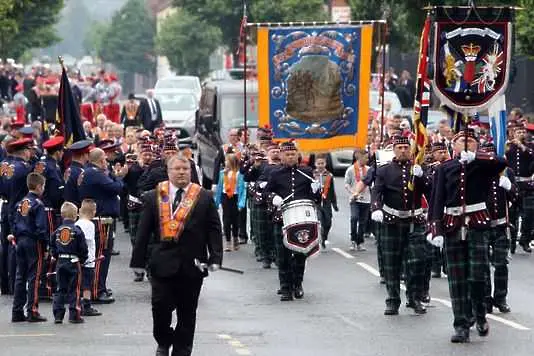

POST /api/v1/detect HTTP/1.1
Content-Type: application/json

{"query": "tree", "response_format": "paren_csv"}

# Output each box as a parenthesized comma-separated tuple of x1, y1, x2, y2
(173, 0, 327, 55)
(83, 21, 111, 57)
(99, 0, 156, 75)
(0, 0, 64, 60)
(156, 9, 222, 78)
(516, 0, 534, 58)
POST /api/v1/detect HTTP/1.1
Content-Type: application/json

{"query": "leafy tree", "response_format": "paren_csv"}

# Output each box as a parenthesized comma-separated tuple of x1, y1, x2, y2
(173, 0, 327, 55)
(0, 0, 64, 60)
(83, 21, 111, 57)
(516, 0, 534, 58)
(156, 9, 222, 78)
(99, 0, 156, 75)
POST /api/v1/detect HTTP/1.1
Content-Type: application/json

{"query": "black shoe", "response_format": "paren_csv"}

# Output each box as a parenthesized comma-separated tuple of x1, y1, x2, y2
(256, 256, 263, 262)
(476, 320, 489, 336)
(294, 284, 304, 299)
(155, 345, 170, 356)
(93, 294, 115, 304)
(486, 303, 493, 314)
(111, 250, 120, 256)
(451, 328, 470, 343)
(82, 306, 102, 316)
(511, 242, 516, 254)
(431, 271, 441, 278)
(106, 289, 113, 296)
(276, 288, 282, 295)
(384, 304, 399, 315)
(520, 243, 532, 253)
(27, 313, 47, 322)
(494, 302, 511, 313)
(262, 261, 271, 269)
(238, 238, 248, 245)
(280, 290, 293, 301)
(406, 300, 427, 314)
(379, 277, 386, 284)
(134, 273, 144, 282)
(69, 318, 84, 324)
(54, 318, 63, 324)
(421, 295, 431, 304)
(11, 312, 26, 323)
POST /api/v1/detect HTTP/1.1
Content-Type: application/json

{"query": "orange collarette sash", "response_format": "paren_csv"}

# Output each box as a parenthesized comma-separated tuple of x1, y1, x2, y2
(158, 181, 202, 242)
(321, 174, 332, 200)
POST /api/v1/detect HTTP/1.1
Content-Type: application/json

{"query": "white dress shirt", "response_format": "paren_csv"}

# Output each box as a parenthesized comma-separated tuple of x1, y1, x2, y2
(169, 182, 191, 215)
(76, 218, 96, 268)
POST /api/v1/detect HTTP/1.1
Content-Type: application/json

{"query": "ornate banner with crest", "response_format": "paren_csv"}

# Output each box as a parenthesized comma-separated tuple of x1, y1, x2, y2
(432, 7, 514, 115)
(257, 25, 373, 152)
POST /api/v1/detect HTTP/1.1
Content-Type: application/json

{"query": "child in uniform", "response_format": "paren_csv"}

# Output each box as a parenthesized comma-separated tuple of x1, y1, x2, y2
(314, 154, 338, 249)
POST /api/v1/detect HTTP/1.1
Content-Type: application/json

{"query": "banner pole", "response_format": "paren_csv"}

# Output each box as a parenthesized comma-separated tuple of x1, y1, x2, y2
(379, 22, 387, 149)
(242, 1, 248, 145)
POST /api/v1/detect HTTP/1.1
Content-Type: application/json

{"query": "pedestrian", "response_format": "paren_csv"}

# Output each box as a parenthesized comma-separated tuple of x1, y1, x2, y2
(10, 172, 48, 322)
(50, 202, 88, 324)
(130, 154, 223, 356)
(428, 128, 507, 343)
(314, 154, 338, 249)
(344, 149, 370, 251)
(371, 136, 427, 316)
(265, 140, 321, 301)
(214, 149, 246, 252)
(75, 199, 102, 317)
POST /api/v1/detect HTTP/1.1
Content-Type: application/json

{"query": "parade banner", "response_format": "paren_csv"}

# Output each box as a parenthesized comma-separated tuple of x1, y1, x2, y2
(257, 25, 373, 152)
(432, 7, 514, 115)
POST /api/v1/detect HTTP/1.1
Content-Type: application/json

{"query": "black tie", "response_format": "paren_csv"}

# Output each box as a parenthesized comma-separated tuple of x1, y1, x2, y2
(172, 188, 183, 212)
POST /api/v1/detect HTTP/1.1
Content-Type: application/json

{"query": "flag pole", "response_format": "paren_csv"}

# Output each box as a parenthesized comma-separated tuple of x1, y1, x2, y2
(379, 22, 387, 149)
(242, 1, 248, 145)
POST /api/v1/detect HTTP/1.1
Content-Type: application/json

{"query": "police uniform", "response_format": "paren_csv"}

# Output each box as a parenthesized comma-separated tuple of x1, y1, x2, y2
(11, 190, 48, 322)
(429, 129, 507, 343)
(372, 136, 427, 315)
(0, 140, 13, 294)
(265, 141, 320, 301)
(50, 219, 88, 323)
(36, 136, 66, 299)
(79, 160, 123, 303)
(481, 143, 516, 314)
(3, 138, 33, 296)
(505, 122, 534, 253)
(63, 140, 93, 207)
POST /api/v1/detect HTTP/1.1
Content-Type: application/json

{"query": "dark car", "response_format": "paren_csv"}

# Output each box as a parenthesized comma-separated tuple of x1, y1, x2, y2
(195, 80, 258, 187)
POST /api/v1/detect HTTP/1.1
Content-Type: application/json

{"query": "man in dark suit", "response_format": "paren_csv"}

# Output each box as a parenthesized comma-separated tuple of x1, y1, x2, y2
(138, 89, 163, 132)
(130, 154, 223, 356)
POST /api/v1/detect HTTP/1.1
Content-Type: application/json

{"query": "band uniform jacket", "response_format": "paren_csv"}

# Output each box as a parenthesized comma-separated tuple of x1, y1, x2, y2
(372, 159, 425, 224)
(130, 186, 223, 279)
(428, 151, 507, 236)
(505, 142, 534, 191)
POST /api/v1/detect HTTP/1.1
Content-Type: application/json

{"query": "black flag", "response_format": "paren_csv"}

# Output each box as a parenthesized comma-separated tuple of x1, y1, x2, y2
(57, 64, 86, 145)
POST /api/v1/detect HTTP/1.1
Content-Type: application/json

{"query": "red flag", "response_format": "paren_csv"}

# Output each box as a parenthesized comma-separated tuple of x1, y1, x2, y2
(236, 15, 248, 56)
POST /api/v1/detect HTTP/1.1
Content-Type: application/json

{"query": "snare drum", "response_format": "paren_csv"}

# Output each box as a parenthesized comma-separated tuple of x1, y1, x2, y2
(281, 199, 321, 254)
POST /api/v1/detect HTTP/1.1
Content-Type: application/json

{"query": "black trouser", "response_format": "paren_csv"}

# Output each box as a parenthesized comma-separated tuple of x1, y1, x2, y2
(238, 207, 248, 241)
(519, 193, 534, 246)
(350, 201, 370, 245)
(274, 223, 306, 291)
(92, 218, 114, 299)
(317, 203, 332, 242)
(151, 275, 203, 356)
(222, 194, 239, 242)
(485, 225, 509, 305)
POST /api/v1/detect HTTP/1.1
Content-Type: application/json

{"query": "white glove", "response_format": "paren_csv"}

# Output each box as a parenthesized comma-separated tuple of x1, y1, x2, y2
(426, 234, 444, 249)
(499, 175, 512, 191)
(132, 268, 145, 274)
(412, 164, 423, 177)
(371, 210, 384, 223)
(208, 264, 220, 272)
(259, 181, 267, 189)
(311, 181, 321, 193)
(272, 195, 283, 207)
(211, 184, 217, 191)
(459, 150, 476, 164)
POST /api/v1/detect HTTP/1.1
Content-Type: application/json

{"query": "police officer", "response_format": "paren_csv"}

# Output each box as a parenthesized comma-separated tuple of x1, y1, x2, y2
(3, 138, 33, 295)
(35, 136, 66, 299)
(0, 135, 14, 294)
(505, 122, 534, 253)
(428, 129, 507, 343)
(79, 148, 127, 303)
(481, 142, 516, 314)
(265, 140, 321, 301)
(63, 140, 93, 207)
(10, 172, 48, 322)
(50, 202, 88, 324)
(371, 136, 427, 315)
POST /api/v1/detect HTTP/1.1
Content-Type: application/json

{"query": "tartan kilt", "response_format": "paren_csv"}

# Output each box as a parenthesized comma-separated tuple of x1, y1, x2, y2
(128, 209, 142, 244)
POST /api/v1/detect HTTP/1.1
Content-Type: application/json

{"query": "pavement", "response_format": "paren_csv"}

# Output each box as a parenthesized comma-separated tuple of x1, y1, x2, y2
(1, 177, 534, 356)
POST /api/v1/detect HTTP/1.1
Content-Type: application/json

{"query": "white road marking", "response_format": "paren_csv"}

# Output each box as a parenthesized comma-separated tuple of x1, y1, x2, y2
(217, 334, 232, 340)
(235, 349, 252, 355)
(334, 251, 531, 331)
(0, 333, 56, 338)
(335, 313, 365, 330)
(331, 248, 355, 259)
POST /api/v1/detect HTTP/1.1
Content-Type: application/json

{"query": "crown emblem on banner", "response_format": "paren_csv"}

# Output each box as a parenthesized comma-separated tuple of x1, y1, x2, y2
(461, 43, 481, 61)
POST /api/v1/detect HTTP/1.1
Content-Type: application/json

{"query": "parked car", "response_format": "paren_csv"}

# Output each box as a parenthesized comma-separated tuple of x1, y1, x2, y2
(155, 76, 202, 103)
(196, 80, 259, 187)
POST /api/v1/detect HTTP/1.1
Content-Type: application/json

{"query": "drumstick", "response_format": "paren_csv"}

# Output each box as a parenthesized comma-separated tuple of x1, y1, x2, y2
(283, 193, 294, 203)
(296, 169, 318, 183)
